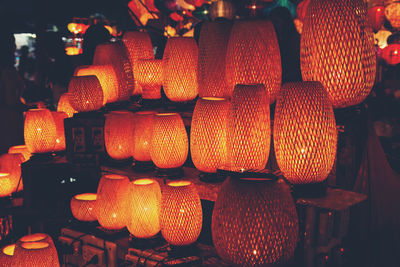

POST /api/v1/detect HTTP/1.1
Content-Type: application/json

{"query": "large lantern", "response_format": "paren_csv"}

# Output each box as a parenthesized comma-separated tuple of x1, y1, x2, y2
(132, 111, 156, 163)
(12, 242, 59, 267)
(135, 59, 163, 100)
(8, 145, 31, 161)
(70, 193, 97, 222)
(0, 153, 24, 193)
(160, 181, 202, 246)
(212, 177, 298, 266)
(301, 0, 376, 108)
(385, 0, 400, 28)
(57, 93, 77, 118)
(51, 111, 67, 151)
(0, 244, 15, 265)
(68, 76, 104, 112)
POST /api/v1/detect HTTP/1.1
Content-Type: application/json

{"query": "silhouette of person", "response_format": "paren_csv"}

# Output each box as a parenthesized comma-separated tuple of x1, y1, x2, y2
(81, 23, 111, 65)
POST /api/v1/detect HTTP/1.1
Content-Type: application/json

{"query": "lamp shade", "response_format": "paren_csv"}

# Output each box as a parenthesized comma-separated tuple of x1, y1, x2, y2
(12, 242, 59, 267)
(301, 0, 376, 108)
(68, 75, 104, 112)
(96, 174, 130, 230)
(274, 82, 337, 184)
(0, 173, 13, 197)
(24, 109, 57, 153)
(0, 153, 24, 193)
(104, 111, 135, 160)
(385, 0, 400, 28)
(57, 93, 77, 118)
(8, 145, 31, 161)
(150, 113, 188, 169)
(163, 37, 198, 102)
(212, 178, 298, 266)
(227, 84, 270, 170)
(51, 111, 67, 151)
(190, 97, 229, 173)
(127, 179, 162, 238)
(225, 20, 281, 103)
(135, 59, 163, 99)
(70, 193, 97, 222)
(132, 111, 156, 162)
(160, 181, 202, 246)
(0, 244, 15, 265)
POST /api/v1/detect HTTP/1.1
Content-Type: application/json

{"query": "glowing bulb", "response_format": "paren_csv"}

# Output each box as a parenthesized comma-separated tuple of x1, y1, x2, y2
(253, 250, 257, 255)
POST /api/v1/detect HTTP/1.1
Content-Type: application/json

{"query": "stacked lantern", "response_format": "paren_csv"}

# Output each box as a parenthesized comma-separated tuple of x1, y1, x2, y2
(51, 111, 67, 151)
(0, 153, 24, 194)
(70, 193, 97, 222)
(57, 93, 77, 118)
(135, 59, 163, 100)
(68, 76, 104, 112)
(132, 111, 156, 164)
(8, 145, 31, 162)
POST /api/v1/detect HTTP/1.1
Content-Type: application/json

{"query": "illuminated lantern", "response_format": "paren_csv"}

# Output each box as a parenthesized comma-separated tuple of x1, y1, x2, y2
(209, 0, 235, 20)
(0, 153, 24, 193)
(65, 47, 82, 56)
(225, 20, 281, 103)
(163, 37, 198, 102)
(135, 59, 163, 100)
(96, 174, 130, 230)
(191, 97, 229, 173)
(12, 242, 59, 267)
(160, 181, 202, 246)
(368, 5, 385, 31)
(24, 109, 57, 153)
(127, 179, 161, 238)
(274, 82, 337, 184)
(0, 173, 13, 197)
(212, 177, 298, 266)
(17, 233, 54, 246)
(385, 0, 400, 28)
(297, 0, 311, 21)
(76, 65, 119, 103)
(198, 21, 233, 98)
(8, 145, 31, 162)
(51, 111, 67, 151)
(227, 84, 270, 170)
(68, 75, 104, 112)
(382, 43, 400, 65)
(301, 0, 376, 108)
(57, 93, 77, 118)
(0, 244, 15, 265)
(132, 111, 156, 162)
(150, 113, 188, 170)
(93, 41, 134, 101)
(70, 193, 97, 222)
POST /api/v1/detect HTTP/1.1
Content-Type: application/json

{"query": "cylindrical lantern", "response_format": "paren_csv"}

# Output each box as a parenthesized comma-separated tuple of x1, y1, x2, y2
(68, 75, 104, 112)
(135, 59, 163, 99)
(225, 20, 281, 103)
(8, 145, 31, 161)
(227, 84, 270, 170)
(191, 97, 229, 173)
(160, 181, 202, 246)
(385, 0, 400, 28)
(274, 82, 337, 184)
(212, 178, 298, 266)
(132, 111, 156, 162)
(301, 0, 376, 108)
(104, 111, 135, 160)
(57, 93, 77, 118)
(12, 242, 59, 267)
(96, 174, 130, 230)
(0, 153, 24, 193)
(70, 193, 97, 222)
(163, 37, 198, 102)
(127, 179, 161, 238)
(24, 109, 57, 154)
(51, 111, 67, 151)
(0, 244, 15, 265)
(150, 113, 188, 169)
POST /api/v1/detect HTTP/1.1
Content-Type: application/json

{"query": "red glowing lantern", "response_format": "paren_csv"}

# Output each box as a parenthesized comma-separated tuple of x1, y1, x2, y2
(296, 0, 311, 21)
(135, 59, 163, 100)
(382, 43, 400, 65)
(51, 111, 67, 151)
(68, 75, 104, 112)
(70, 193, 97, 222)
(132, 111, 156, 162)
(0, 153, 24, 193)
(8, 145, 31, 162)
(57, 93, 77, 118)
(368, 5, 386, 31)
(0, 173, 13, 197)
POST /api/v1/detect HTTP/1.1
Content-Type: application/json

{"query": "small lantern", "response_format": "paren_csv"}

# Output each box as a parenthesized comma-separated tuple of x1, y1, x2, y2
(135, 59, 163, 100)
(70, 193, 97, 222)
(57, 93, 77, 118)
(0, 153, 24, 193)
(385, 0, 400, 28)
(24, 109, 57, 154)
(51, 111, 67, 152)
(132, 111, 156, 163)
(0, 244, 15, 265)
(127, 179, 162, 239)
(68, 76, 104, 112)
(160, 181, 202, 246)
(12, 242, 59, 267)
(96, 174, 130, 230)
(382, 43, 400, 65)
(8, 145, 31, 161)
(209, 0, 235, 20)
(368, 5, 386, 31)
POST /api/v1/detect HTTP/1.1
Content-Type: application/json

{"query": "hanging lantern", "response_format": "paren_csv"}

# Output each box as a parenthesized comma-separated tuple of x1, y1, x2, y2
(0, 244, 15, 265)
(8, 145, 31, 162)
(68, 75, 104, 112)
(51, 112, 67, 152)
(96, 174, 130, 230)
(127, 179, 162, 238)
(368, 5, 385, 31)
(198, 21, 233, 98)
(0, 153, 24, 193)
(225, 20, 281, 103)
(227, 84, 270, 170)
(301, 0, 376, 108)
(382, 43, 400, 65)
(209, 0, 235, 20)
(132, 111, 156, 162)
(160, 181, 202, 246)
(135, 59, 163, 100)
(70, 193, 97, 222)
(12, 242, 59, 267)
(385, 0, 400, 28)
(163, 37, 198, 102)
(212, 177, 298, 266)
(24, 109, 57, 154)
(57, 93, 77, 118)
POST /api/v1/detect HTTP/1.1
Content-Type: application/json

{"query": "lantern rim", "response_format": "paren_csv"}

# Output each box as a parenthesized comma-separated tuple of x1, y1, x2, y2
(133, 178, 154, 185)
(74, 193, 97, 201)
(168, 180, 191, 187)
(0, 173, 10, 178)
(21, 242, 49, 250)
(20, 233, 47, 242)
(156, 113, 178, 117)
(135, 111, 157, 115)
(2, 244, 15, 256)
(104, 174, 128, 180)
(107, 111, 132, 115)
(9, 145, 27, 149)
(27, 108, 48, 112)
(201, 97, 226, 101)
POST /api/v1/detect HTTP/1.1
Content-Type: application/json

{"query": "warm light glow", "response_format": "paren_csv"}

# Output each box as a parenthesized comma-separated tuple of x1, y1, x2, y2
(51, 111, 67, 151)
(168, 180, 191, 187)
(8, 145, 31, 162)
(65, 47, 82, 56)
(20, 233, 47, 243)
(132, 111, 156, 162)
(57, 93, 77, 118)
(3, 244, 15, 256)
(135, 59, 163, 99)
(68, 76, 104, 112)
(71, 193, 97, 222)
(0, 172, 13, 197)
(382, 44, 400, 65)
(24, 109, 57, 153)
(133, 179, 154, 185)
(21, 242, 49, 250)
(75, 193, 97, 201)
(0, 153, 24, 193)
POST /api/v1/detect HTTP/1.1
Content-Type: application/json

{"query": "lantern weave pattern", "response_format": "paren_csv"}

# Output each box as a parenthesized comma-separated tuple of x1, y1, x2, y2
(227, 84, 270, 170)
(0, 153, 24, 193)
(0, 173, 13, 197)
(8, 145, 31, 162)
(225, 20, 281, 104)
(133, 111, 156, 162)
(68, 76, 104, 112)
(135, 59, 162, 99)
(12, 242, 59, 267)
(301, 0, 376, 108)
(160, 181, 202, 246)
(191, 97, 230, 173)
(385, 1, 400, 28)
(57, 93, 77, 118)
(212, 178, 298, 266)
(70, 193, 97, 222)
(274, 82, 337, 184)
(24, 109, 57, 153)
(163, 37, 198, 102)
(51, 111, 67, 151)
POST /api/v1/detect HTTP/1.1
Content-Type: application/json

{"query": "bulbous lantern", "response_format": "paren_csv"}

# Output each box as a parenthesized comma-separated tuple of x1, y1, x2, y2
(132, 111, 156, 165)
(135, 59, 163, 100)
(57, 93, 77, 118)
(68, 76, 104, 112)
(70, 193, 97, 222)
(0, 153, 24, 194)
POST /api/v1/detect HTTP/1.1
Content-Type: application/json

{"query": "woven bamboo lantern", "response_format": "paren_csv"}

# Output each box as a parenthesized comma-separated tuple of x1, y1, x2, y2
(57, 93, 77, 118)
(104, 111, 135, 160)
(70, 193, 97, 222)
(150, 113, 188, 170)
(17, 233, 54, 246)
(225, 20, 281, 103)
(93, 41, 134, 101)
(51, 111, 67, 152)
(227, 84, 270, 170)
(385, 0, 400, 28)
(0, 173, 13, 197)
(68, 75, 104, 112)
(163, 37, 198, 102)
(274, 82, 337, 184)
(135, 59, 163, 99)
(127, 179, 161, 238)
(301, 0, 376, 108)
(132, 111, 156, 162)
(96, 174, 130, 230)
(0, 244, 15, 265)
(0, 153, 24, 193)
(191, 97, 229, 173)
(24, 109, 57, 154)
(12, 242, 59, 267)
(212, 177, 298, 266)
(8, 145, 31, 161)
(160, 181, 202, 246)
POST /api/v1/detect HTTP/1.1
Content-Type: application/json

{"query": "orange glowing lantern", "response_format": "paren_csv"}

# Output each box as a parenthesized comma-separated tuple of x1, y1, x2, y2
(127, 179, 162, 238)
(24, 109, 57, 154)
(68, 75, 104, 112)
(301, 0, 376, 108)
(274, 82, 337, 184)
(212, 177, 298, 266)
(57, 93, 77, 118)
(135, 59, 163, 99)
(160, 181, 202, 246)
(132, 111, 156, 162)
(385, 0, 400, 28)
(227, 84, 270, 170)
(163, 37, 198, 102)
(70, 193, 97, 222)
(225, 20, 281, 103)
(96, 174, 130, 230)
(12, 242, 59, 267)
(17, 233, 54, 246)
(382, 43, 400, 65)
(8, 145, 31, 161)
(0, 153, 24, 193)
(104, 111, 135, 160)
(209, 0, 235, 20)
(51, 111, 67, 152)
(0, 244, 15, 265)
(0, 173, 13, 197)
(65, 47, 82, 56)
